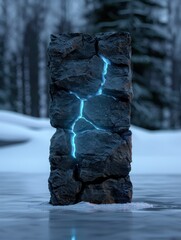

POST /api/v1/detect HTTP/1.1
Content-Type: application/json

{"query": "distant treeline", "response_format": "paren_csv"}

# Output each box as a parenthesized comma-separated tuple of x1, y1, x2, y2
(0, 0, 181, 129)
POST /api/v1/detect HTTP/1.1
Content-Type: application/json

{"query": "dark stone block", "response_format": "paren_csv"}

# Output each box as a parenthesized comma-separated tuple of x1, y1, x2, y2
(49, 56, 103, 98)
(49, 155, 75, 171)
(83, 95, 130, 132)
(79, 157, 131, 182)
(80, 176, 132, 204)
(48, 169, 82, 205)
(48, 33, 96, 60)
(49, 90, 80, 129)
(50, 129, 71, 156)
(103, 64, 133, 100)
(97, 32, 131, 65)
(48, 32, 133, 205)
(76, 130, 122, 156)
(74, 118, 95, 133)
(77, 131, 132, 182)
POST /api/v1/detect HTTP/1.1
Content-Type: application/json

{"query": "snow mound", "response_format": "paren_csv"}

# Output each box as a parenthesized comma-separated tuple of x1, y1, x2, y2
(0, 110, 51, 129)
(0, 128, 55, 173)
(132, 126, 181, 174)
(0, 122, 33, 142)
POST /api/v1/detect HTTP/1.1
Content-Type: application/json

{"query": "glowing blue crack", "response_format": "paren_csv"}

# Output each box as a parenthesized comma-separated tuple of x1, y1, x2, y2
(70, 92, 85, 158)
(96, 56, 110, 95)
(70, 55, 110, 158)
(82, 117, 101, 130)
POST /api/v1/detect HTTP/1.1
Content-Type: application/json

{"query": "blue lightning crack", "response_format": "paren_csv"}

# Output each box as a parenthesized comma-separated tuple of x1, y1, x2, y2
(70, 55, 110, 158)
(96, 55, 110, 95)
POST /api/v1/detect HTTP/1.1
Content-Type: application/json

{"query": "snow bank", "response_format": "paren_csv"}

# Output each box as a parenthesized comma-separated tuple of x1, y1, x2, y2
(0, 110, 54, 172)
(0, 128, 54, 173)
(0, 110, 50, 129)
(132, 126, 181, 174)
(0, 110, 181, 174)
(0, 122, 33, 142)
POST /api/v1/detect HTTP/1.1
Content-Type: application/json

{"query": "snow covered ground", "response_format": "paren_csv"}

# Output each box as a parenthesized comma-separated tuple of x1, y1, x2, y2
(0, 110, 180, 174)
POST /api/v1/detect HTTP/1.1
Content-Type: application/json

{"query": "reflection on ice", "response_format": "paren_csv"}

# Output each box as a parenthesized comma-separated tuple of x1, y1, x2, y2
(71, 228, 76, 240)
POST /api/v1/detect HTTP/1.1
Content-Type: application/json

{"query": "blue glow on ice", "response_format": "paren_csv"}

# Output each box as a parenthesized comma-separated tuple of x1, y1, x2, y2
(71, 228, 76, 240)
(70, 55, 110, 158)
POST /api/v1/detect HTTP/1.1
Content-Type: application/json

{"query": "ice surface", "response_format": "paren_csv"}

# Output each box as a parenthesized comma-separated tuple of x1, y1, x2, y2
(0, 110, 181, 174)
(0, 173, 181, 240)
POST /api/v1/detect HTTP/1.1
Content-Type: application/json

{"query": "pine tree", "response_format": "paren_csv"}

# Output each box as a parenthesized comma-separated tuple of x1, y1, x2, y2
(169, 0, 181, 128)
(0, 0, 11, 110)
(85, 0, 173, 129)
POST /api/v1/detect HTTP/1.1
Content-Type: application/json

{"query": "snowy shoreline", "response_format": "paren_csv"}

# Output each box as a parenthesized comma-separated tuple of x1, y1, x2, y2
(0, 110, 180, 174)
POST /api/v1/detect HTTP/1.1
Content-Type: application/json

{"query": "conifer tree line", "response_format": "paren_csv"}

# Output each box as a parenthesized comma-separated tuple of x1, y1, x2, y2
(0, 0, 180, 129)
(85, 0, 181, 129)
(0, 0, 79, 117)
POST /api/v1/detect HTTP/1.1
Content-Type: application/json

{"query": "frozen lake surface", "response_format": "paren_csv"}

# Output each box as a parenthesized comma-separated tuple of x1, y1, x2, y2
(0, 173, 181, 240)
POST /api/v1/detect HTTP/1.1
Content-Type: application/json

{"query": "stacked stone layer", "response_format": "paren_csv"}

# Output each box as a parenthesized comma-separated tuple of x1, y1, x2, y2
(48, 32, 133, 205)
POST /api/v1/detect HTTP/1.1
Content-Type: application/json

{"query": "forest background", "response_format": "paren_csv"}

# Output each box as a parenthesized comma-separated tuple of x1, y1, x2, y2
(0, 0, 181, 130)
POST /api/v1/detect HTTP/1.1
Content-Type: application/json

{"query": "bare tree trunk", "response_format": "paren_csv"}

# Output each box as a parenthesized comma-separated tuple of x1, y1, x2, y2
(26, 20, 39, 117)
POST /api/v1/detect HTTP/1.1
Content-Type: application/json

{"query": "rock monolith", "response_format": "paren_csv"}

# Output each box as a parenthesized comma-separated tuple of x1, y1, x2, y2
(48, 32, 133, 205)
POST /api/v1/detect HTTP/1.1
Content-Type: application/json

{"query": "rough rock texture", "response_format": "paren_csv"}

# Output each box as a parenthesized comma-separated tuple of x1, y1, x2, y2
(83, 95, 130, 132)
(81, 177, 132, 204)
(48, 32, 133, 205)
